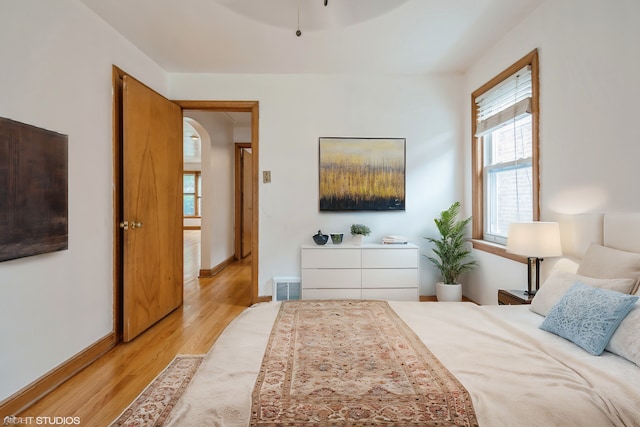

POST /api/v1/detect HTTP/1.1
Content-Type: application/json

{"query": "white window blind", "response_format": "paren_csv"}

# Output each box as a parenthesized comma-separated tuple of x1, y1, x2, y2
(475, 66, 532, 136)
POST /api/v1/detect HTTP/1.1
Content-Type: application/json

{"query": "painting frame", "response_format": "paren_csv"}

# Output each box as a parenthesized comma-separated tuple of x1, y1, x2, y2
(319, 137, 406, 211)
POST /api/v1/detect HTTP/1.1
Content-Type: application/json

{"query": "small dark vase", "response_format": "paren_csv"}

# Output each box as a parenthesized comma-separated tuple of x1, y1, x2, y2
(313, 230, 329, 245)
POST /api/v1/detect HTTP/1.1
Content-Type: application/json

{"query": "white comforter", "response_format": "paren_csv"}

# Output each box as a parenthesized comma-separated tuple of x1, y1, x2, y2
(166, 301, 640, 427)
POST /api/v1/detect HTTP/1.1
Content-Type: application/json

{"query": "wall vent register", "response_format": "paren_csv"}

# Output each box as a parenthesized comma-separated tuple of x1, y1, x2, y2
(272, 276, 302, 301)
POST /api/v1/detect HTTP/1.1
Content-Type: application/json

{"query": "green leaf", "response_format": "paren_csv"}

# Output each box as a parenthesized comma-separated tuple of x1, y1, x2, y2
(424, 202, 477, 284)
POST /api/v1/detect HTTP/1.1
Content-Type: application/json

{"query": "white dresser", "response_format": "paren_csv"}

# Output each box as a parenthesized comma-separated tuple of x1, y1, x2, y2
(301, 243, 419, 301)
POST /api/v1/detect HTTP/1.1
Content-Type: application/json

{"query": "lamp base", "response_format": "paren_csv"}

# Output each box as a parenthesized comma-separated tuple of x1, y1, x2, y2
(526, 257, 542, 296)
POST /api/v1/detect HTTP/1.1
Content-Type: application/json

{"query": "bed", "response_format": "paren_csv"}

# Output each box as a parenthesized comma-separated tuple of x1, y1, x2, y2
(165, 213, 640, 426)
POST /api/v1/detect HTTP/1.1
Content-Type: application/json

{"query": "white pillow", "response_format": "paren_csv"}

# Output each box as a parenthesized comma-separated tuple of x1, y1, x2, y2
(577, 243, 640, 293)
(530, 269, 637, 316)
(606, 300, 640, 366)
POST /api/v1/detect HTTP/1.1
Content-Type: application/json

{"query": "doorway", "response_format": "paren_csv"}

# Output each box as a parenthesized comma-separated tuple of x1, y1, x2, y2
(112, 66, 260, 342)
(235, 143, 252, 259)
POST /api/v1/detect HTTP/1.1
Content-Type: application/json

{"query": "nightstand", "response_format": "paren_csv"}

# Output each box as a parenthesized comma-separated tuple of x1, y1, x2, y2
(498, 289, 534, 305)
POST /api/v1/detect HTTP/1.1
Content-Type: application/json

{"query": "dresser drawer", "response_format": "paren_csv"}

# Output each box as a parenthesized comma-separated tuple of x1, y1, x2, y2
(303, 288, 362, 300)
(361, 248, 418, 268)
(302, 269, 361, 289)
(362, 288, 418, 301)
(361, 268, 417, 288)
(302, 248, 361, 269)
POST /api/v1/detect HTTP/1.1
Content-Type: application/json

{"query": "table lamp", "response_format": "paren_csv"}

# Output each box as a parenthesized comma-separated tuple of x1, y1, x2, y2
(506, 222, 562, 295)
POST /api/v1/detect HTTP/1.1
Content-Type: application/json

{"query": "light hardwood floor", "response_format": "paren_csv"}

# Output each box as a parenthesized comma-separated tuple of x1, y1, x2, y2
(17, 230, 253, 426)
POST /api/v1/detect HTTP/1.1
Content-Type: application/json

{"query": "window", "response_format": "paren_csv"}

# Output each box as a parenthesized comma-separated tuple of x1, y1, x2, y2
(183, 171, 202, 217)
(471, 49, 539, 255)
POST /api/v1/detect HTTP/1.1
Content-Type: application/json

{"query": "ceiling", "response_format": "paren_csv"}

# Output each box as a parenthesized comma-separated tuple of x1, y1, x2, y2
(79, 0, 542, 75)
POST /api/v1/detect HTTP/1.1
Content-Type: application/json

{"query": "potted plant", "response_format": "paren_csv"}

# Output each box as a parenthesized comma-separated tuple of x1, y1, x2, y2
(425, 202, 477, 301)
(350, 224, 371, 245)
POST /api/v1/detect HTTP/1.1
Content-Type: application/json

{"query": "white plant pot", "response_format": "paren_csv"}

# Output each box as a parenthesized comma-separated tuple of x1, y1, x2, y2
(352, 234, 364, 245)
(436, 282, 462, 302)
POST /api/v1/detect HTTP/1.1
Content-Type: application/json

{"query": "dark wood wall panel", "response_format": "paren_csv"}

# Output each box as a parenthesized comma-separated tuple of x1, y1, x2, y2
(0, 117, 68, 262)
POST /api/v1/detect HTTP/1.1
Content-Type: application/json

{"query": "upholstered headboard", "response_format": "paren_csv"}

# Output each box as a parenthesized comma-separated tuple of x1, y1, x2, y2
(546, 212, 640, 278)
(603, 213, 640, 253)
(556, 212, 640, 258)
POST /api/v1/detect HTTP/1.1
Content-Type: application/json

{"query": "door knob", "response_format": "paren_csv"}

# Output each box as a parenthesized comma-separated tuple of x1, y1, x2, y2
(119, 220, 142, 230)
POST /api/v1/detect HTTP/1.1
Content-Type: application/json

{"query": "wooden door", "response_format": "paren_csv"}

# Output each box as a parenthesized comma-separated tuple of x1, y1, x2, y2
(122, 75, 183, 342)
(241, 149, 252, 258)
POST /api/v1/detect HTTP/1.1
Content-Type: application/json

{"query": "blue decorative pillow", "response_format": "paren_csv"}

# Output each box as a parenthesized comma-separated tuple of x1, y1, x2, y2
(540, 281, 638, 355)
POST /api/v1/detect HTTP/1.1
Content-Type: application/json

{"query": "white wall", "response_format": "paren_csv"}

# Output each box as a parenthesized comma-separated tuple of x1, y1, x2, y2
(0, 0, 167, 402)
(234, 126, 251, 143)
(463, 0, 640, 305)
(169, 73, 465, 297)
(187, 112, 236, 270)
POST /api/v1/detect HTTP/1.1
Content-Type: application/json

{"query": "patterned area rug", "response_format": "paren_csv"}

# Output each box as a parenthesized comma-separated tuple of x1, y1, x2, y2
(110, 354, 204, 427)
(251, 300, 478, 426)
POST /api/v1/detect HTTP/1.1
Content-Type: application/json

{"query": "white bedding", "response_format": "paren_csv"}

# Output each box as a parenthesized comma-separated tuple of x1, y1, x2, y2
(166, 301, 640, 427)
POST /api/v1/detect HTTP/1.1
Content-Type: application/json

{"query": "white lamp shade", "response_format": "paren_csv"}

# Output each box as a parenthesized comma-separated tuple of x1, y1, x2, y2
(506, 222, 562, 258)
